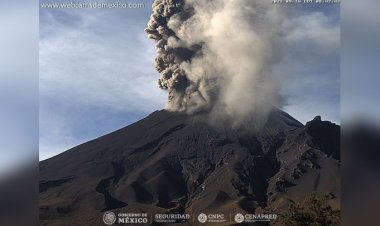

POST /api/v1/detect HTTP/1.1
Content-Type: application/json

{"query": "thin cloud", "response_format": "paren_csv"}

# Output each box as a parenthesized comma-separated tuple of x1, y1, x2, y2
(39, 8, 167, 159)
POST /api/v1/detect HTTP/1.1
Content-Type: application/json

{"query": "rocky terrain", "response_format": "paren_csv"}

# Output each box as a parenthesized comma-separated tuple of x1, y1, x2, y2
(39, 109, 340, 225)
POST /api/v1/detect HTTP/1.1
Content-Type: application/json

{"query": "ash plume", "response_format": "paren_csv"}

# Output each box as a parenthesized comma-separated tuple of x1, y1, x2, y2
(146, 0, 285, 125)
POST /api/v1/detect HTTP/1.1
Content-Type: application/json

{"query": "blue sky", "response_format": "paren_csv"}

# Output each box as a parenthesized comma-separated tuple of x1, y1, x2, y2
(39, 2, 340, 160)
(39, 3, 167, 160)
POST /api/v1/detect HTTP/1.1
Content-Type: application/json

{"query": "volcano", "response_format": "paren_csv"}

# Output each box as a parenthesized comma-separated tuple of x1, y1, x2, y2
(39, 109, 340, 225)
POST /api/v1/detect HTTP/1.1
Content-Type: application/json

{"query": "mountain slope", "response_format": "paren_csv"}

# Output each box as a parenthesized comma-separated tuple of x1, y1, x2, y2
(39, 109, 340, 225)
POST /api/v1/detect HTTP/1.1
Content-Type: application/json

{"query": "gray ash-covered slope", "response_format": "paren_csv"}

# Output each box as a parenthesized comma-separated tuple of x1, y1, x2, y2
(39, 109, 340, 225)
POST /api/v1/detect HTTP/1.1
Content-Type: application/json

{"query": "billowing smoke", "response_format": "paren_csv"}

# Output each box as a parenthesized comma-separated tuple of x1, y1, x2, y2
(146, 0, 285, 125)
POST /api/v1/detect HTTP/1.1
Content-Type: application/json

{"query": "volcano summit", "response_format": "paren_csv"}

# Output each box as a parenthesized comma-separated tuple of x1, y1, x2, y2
(39, 109, 340, 225)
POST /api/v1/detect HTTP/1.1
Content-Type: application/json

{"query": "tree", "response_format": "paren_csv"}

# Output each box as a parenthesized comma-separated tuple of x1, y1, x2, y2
(277, 194, 340, 226)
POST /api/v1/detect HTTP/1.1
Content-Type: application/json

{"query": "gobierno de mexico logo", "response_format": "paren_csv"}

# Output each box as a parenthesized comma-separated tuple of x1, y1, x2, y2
(103, 211, 117, 225)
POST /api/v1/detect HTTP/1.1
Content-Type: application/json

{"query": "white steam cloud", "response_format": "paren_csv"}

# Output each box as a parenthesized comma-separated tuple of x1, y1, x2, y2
(146, 0, 286, 125)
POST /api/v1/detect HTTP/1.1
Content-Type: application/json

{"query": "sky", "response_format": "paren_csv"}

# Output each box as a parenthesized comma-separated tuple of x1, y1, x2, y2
(39, 2, 167, 160)
(276, 4, 340, 124)
(39, 1, 341, 160)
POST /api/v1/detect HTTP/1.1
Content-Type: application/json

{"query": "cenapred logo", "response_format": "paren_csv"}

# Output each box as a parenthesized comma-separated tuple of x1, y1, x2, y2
(197, 213, 207, 223)
(234, 213, 244, 223)
(103, 211, 116, 225)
